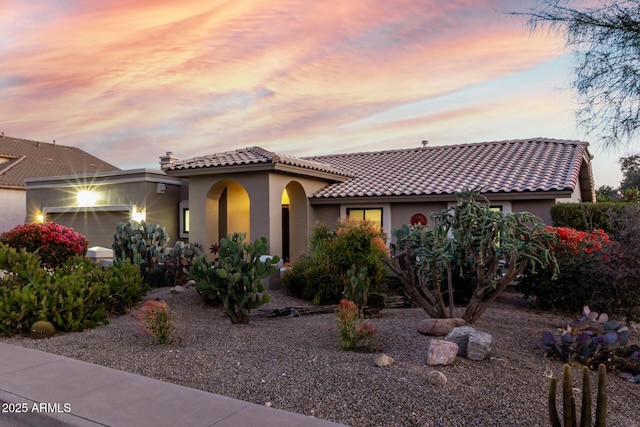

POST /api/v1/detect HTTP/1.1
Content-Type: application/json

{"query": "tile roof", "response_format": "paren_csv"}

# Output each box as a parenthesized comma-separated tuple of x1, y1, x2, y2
(0, 136, 120, 189)
(304, 138, 592, 199)
(164, 146, 351, 177)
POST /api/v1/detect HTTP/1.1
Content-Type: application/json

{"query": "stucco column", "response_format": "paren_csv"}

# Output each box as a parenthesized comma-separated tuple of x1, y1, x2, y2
(187, 177, 211, 255)
(247, 174, 281, 256)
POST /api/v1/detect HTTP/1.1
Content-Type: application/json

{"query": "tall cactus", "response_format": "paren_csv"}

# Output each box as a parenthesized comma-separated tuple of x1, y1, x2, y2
(549, 364, 607, 427)
(595, 364, 607, 427)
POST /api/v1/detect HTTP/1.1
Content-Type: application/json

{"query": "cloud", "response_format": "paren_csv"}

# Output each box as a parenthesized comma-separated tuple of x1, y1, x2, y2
(1, 0, 576, 171)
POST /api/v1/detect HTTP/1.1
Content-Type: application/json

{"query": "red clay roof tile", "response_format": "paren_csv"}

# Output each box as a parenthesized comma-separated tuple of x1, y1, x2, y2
(164, 138, 594, 201)
(165, 146, 351, 177)
(304, 138, 592, 199)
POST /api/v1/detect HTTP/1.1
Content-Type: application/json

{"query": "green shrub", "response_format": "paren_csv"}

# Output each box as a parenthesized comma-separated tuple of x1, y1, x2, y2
(104, 258, 147, 314)
(191, 232, 279, 324)
(0, 222, 88, 268)
(549, 205, 640, 320)
(281, 253, 343, 305)
(282, 218, 389, 305)
(518, 226, 640, 321)
(550, 202, 640, 240)
(332, 217, 388, 286)
(0, 243, 146, 336)
(0, 252, 110, 335)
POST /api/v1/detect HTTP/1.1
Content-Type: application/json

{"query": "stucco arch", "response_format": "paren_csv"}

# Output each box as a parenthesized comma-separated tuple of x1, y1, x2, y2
(205, 180, 250, 248)
(281, 180, 308, 262)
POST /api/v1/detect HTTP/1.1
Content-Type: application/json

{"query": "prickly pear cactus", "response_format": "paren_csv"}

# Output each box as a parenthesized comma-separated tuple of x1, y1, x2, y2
(161, 241, 204, 286)
(113, 220, 169, 278)
(192, 232, 280, 324)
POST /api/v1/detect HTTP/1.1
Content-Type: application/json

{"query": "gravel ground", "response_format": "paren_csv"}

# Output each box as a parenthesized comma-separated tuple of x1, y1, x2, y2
(2, 285, 639, 427)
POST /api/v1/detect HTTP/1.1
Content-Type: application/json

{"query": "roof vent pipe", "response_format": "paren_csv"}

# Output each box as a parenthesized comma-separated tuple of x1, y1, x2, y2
(422, 140, 428, 147)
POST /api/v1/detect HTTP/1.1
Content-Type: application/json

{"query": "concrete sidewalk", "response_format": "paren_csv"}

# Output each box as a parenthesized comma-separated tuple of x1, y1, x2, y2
(0, 342, 347, 427)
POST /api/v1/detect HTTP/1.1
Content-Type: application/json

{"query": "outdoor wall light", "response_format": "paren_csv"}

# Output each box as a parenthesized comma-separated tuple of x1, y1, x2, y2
(76, 190, 99, 207)
(132, 208, 146, 222)
(36, 213, 44, 223)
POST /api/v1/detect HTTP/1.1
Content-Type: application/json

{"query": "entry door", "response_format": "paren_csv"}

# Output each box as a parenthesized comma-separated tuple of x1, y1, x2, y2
(281, 205, 290, 263)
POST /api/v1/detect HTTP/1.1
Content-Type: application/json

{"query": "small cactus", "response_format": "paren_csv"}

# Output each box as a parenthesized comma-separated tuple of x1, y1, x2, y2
(548, 363, 607, 427)
(136, 300, 174, 344)
(344, 265, 370, 314)
(30, 320, 56, 339)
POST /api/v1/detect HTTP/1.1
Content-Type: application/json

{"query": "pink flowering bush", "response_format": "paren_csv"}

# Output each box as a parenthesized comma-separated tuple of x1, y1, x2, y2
(0, 222, 88, 268)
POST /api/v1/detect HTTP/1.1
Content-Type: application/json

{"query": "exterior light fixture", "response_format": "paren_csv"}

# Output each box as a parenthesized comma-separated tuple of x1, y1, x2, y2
(132, 208, 146, 222)
(36, 213, 44, 223)
(77, 190, 99, 207)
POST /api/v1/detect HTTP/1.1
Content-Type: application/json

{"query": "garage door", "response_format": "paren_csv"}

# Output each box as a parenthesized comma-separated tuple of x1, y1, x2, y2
(48, 210, 130, 249)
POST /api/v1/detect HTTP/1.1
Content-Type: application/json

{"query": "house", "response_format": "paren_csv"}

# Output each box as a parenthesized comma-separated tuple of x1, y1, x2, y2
(0, 134, 119, 232)
(161, 138, 595, 262)
(25, 137, 595, 260)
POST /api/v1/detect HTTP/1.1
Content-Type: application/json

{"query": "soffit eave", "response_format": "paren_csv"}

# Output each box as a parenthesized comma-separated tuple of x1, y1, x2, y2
(166, 162, 349, 182)
(0, 184, 25, 190)
(308, 190, 573, 205)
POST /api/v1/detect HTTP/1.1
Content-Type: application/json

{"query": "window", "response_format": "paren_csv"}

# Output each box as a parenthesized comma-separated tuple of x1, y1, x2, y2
(346, 207, 383, 228)
(448, 201, 512, 214)
(179, 200, 189, 238)
(183, 208, 190, 233)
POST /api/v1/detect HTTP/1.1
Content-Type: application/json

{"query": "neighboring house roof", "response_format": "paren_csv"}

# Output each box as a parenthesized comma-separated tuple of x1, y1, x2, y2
(164, 146, 352, 178)
(0, 135, 120, 189)
(304, 138, 595, 202)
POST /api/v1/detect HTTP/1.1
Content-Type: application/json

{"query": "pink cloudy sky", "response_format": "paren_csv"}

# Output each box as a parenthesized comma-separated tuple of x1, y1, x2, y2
(0, 0, 634, 187)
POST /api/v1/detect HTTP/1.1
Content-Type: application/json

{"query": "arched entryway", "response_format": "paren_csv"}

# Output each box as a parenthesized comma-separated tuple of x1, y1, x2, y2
(281, 181, 308, 263)
(205, 180, 250, 249)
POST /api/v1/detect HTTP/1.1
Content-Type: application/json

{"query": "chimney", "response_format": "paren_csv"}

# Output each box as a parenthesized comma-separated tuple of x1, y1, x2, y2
(160, 151, 179, 168)
(422, 140, 428, 147)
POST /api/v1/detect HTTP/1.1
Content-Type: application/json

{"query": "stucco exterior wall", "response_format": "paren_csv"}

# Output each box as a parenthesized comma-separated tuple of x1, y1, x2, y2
(511, 199, 555, 225)
(25, 170, 183, 247)
(308, 205, 341, 229)
(187, 172, 265, 258)
(558, 180, 583, 203)
(186, 171, 335, 261)
(0, 188, 26, 232)
(267, 174, 328, 260)
(309, 198, 557, 245)
(389, 202, 449, 231)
